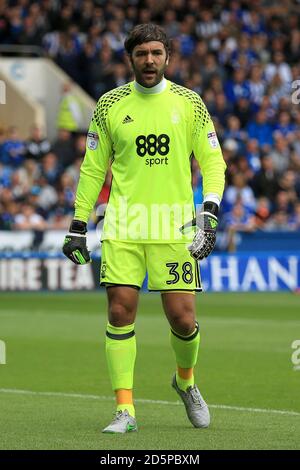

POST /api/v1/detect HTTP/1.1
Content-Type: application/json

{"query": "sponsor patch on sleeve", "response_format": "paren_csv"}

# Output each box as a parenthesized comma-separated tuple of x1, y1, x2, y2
(87, 131, 99, 150)
(207, 131, 219, 149)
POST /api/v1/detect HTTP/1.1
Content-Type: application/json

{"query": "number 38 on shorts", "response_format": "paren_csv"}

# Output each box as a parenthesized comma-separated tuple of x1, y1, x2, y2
(100, 241, 202, 292)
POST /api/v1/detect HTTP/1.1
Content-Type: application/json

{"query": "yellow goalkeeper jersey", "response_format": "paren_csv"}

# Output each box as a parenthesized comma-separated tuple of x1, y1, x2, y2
(75, 79, 226, 243)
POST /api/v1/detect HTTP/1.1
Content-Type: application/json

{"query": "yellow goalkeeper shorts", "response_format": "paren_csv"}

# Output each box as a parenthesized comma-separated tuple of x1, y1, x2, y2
(100, 240, 201, 291)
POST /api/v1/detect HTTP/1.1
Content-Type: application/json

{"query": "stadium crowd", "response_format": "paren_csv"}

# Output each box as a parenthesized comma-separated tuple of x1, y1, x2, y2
(1, 0, 300, 248)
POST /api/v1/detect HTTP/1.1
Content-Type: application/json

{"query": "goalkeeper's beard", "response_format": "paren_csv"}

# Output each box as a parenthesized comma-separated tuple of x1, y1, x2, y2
(132, 61, 168, 88)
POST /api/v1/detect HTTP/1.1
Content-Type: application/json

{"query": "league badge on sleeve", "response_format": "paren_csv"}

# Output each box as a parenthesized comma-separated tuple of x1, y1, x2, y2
(207, 131, 219, 149)
(87, 131, 99, 150)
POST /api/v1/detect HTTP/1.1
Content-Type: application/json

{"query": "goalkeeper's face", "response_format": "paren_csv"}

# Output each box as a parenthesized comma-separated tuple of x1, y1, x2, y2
(130, 41, 169, 88)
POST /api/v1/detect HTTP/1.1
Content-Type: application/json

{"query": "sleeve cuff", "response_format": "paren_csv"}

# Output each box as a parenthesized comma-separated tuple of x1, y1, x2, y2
(203, 193, 221, 206)
(74, 208, 90, 224)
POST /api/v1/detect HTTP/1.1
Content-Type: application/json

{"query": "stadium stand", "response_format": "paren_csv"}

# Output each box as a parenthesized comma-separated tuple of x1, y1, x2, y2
(0, 0, 300, 253)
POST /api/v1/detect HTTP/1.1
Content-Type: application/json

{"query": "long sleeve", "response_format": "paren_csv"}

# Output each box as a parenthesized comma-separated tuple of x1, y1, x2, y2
(74, 100, 112, 222)
(191, 96, 226, 200)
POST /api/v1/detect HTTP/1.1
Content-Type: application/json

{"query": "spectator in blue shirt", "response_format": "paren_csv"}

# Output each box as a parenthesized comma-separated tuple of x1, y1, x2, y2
(177, 18, 195, 57)
(2, 127, 26, 167)
(245, 139, 261, 174)
(247, 110, 274, 150)
(230, 34, 258, 68)
(224, 68, 251, 104)
(242, 11, 266, 36)
(273, 111, 296, 139)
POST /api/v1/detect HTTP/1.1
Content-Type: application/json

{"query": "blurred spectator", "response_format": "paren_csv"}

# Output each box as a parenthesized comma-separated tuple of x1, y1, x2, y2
(230, 33, 258, 69)
(51, 129, 75, 168)
(58, 172, 76, 209)
(224, 68, 250, 104)
(1, 127, 26, 167)
(90, 46, 116, 98)
(110, 62, 128, 89)
(233, 97, 253, 129)
(247, 110, 273, 150)
(223, 199, 255, 230)
(196, 9, 221, 42)
(252, 155, 279, 201)
(10, 170, 28, 201)
(273, 111, 296, 139)
(223, 115, 247, 152)
(73, 134, 86, 160)
(104, 20, 126, 57)
(0, 0, 299, 240)
(254, 197, 271, 229)
(47, 191, 73, 230)
(267, 73, 289, 109)
(26, 126, 51, 161)
(211, 92, 232, 128)
(273, 190, 294, 215)
(19, 14, 43, 45)
(278, 170, 300, 202)
(14, 203, 47, 231)
(41, 152, 61, 185)
(56, 82, 84, 132)
(0, 162, 12, 188)
(0, 127, 6, 162)
(248, 64, 266, 108)
(200, 53, 225, 89)
(223, 201, 256, 252)
(34, 176, 58, 214)
(245, 139, 261, 174)
(264, 211, 294, 232)
(21, 159, 41, 189)
(65, 157, 82, 185)
(236, 155, 254, 182)
(269, 134, 291, 173)
(242, 11, 265, 36)
(55, 32, 82, 83)
(265, 51, 292, 86)
(223, 173, 257, 213)
(177, 16, 196, 57)
(289, 202, 300, 231)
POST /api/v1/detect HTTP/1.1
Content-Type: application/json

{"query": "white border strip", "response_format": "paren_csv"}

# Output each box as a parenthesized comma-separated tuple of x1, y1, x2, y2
(0, 388, 299, 417)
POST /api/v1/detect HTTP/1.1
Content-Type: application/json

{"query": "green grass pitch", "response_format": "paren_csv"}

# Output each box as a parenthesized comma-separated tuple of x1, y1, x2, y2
(0, 291, 300, 450)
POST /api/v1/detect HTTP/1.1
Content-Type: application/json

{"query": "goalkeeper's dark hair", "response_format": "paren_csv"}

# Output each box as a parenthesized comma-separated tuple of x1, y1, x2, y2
(124, 23, 170, 57)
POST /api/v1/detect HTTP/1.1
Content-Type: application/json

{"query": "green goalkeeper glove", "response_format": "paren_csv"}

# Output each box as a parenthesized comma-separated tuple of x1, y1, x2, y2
(180, 202, 218, 261)
(62, 219, 91, 265)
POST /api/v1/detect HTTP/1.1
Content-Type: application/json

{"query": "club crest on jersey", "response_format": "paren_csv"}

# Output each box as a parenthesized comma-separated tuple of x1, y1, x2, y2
(87, 131, 99, 150)
(171, 109, 180, 124)
(207, 131, 219, 149)
(101, 261, 107, 278)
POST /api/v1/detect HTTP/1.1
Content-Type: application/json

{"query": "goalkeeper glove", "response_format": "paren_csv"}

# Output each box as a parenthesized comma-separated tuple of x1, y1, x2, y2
(62, 219, 91, 265)
(180, 202, 218, 261)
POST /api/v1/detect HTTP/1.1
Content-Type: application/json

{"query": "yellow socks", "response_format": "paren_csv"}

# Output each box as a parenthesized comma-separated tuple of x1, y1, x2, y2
(106, 323, 136, 417)
(170, 322, 200, 391)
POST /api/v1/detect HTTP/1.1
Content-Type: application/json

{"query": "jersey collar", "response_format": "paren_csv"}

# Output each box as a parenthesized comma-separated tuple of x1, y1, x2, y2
(133, 78, 167, 95)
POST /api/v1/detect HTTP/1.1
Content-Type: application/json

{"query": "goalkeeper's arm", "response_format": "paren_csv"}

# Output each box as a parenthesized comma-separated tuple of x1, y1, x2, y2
(62, 98, 112, 265)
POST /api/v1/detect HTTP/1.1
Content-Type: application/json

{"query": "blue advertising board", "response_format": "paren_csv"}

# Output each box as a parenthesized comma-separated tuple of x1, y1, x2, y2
(0, 253, 299, 292)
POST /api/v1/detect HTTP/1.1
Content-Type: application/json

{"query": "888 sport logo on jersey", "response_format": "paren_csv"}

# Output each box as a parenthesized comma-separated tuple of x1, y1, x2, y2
(135, 134, 170, 167)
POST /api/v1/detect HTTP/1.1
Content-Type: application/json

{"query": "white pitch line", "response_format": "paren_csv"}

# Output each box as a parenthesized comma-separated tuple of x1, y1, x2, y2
(0, 388, 300, 417)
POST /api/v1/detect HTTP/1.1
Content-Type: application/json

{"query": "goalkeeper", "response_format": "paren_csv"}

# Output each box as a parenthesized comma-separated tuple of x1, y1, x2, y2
(63, 23, 226, 434)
